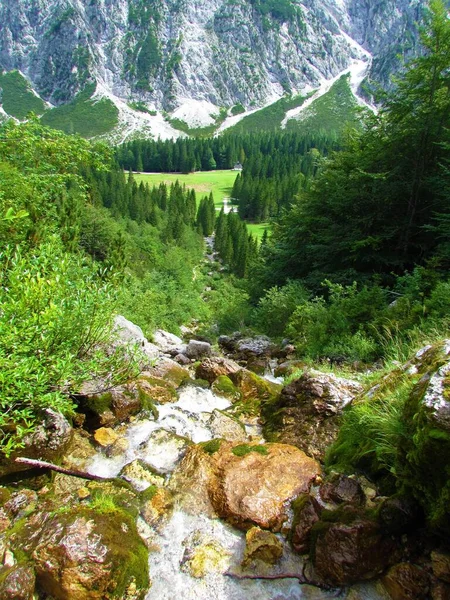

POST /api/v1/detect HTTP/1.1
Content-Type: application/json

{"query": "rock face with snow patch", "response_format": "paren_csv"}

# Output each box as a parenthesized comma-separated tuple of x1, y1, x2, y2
(0, 0, 427, 128)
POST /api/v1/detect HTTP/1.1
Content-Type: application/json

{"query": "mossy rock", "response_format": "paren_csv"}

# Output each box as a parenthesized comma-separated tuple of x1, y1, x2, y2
(198, 439, 223, 455)
(138, 376, 178, 405)
(231, 444, 268, 457)
(9, 501, 149, 599)
(211, 376, 242, 402)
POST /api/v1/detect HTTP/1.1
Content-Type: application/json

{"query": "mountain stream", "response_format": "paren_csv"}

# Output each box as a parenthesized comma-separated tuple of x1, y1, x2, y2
(86, 383, 384, 600)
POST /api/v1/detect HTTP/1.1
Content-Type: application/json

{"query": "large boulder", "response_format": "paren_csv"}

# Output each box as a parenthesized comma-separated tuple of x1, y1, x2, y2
(113, 315, 159, 361)
(311, 515, 398, 585)
(185, 340, 212, 360)
(319, 473, 365, 506)
(152, 329, 183, 353)
(0, 409, 73, 477)
(219, 333, 276, 360)
(230, 369, 281, 406)
(77, 383, 143, 429)
(11, 508, 149, 600)
(208, 442, 321, 531)
(144, 357, 191, 388)
(396, 341, 450, 535)
(195, 357, 241, 384)
(262, 371, 362, 461)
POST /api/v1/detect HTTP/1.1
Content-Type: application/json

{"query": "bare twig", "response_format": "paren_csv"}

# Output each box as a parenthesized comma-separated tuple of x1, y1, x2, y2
(224, 571, 339, 593)
(14, 457, 107, 481)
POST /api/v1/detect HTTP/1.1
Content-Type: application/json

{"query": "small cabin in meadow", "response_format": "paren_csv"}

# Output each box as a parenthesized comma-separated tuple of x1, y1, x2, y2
(233, 162, 243, 171)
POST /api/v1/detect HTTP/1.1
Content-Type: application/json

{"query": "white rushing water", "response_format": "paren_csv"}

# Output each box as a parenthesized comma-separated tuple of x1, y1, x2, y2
(86, 385, 233, 479)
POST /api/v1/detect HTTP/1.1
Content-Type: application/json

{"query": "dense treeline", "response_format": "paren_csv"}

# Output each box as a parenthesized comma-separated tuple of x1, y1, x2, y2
(117, 131, 339, 224)
(231, 146, 321, 221)
(116, 131, 338, 175)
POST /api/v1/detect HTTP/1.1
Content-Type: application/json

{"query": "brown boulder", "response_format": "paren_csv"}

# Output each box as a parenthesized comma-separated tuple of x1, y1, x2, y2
(0, 566, 35, 600)
(169, 445, 217, 517)
(263, 371, 362, 461)
(195, 357, 241, 384)
(382, 563, 430, 600)
(78, 384, 142, 429)
(291, 494, 322, 554)
(312, 517, 397, 585)
(230, 369, 281, 405)
(137, 376, 177, 405)
(145, 357, 191, 387)
(432, 550, 450, 583)
(320, 474, 365, 506)
(13, 508, 149, 600)
(208, 442, 320, 531)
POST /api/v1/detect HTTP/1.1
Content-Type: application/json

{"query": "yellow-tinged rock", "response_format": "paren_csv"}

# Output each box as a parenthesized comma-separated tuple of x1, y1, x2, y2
(243, 527, 283, 566)
(77, 487, 90, 500)
(181, 531, 230, 579)
(93, 427, 119, 447)
(208, 442, 321, 531)
(141, 488, 174, 529)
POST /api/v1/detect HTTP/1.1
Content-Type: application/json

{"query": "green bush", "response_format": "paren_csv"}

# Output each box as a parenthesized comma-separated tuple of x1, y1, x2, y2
(253, 280, 308, 337)
(0, 237, 131, 456)
(285, 281, 386, 362)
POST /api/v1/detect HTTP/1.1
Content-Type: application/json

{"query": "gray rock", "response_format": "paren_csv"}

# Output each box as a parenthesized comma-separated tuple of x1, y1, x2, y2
(185, 340, 212, 359)
(153, 329, 184, 353)
(208, 410, 247, 442)
(175, 353, 191, 366)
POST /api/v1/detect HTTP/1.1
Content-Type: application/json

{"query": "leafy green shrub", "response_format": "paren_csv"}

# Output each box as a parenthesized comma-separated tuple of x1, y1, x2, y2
(0, 237, 130, 456)
(285, 281, 386, 362)
(253, 280, 308, 337)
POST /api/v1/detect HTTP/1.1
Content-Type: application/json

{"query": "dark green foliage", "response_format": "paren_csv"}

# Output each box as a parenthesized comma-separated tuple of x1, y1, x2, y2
(214, 210, 258, 277)
(0, 121, 136, 456)
(261, 1, 450, 288)
(197, 194, 216, 236)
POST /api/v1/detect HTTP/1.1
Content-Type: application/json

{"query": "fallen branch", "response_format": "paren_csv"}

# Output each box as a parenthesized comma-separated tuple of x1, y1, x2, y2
(224, 571, 339, 593)
(14, 457, 107, 482)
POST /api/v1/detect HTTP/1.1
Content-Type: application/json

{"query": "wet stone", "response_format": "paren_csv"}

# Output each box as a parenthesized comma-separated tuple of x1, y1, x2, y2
(382, 563, 430, 600)
(320, 474, 365, 506)
(242, 527, 283, 567)
(120, 459, 166, 490)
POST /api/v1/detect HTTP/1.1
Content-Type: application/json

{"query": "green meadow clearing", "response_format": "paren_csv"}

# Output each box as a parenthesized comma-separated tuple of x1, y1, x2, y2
(134, 169, 270, 239)
(134, 170, 239, 208)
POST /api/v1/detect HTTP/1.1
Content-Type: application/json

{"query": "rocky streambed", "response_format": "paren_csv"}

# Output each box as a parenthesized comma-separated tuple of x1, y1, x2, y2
(1, 319, 450, 600)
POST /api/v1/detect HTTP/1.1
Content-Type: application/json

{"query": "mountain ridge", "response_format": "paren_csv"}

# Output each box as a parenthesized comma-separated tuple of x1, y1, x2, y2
(0, 0, 428, 139)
